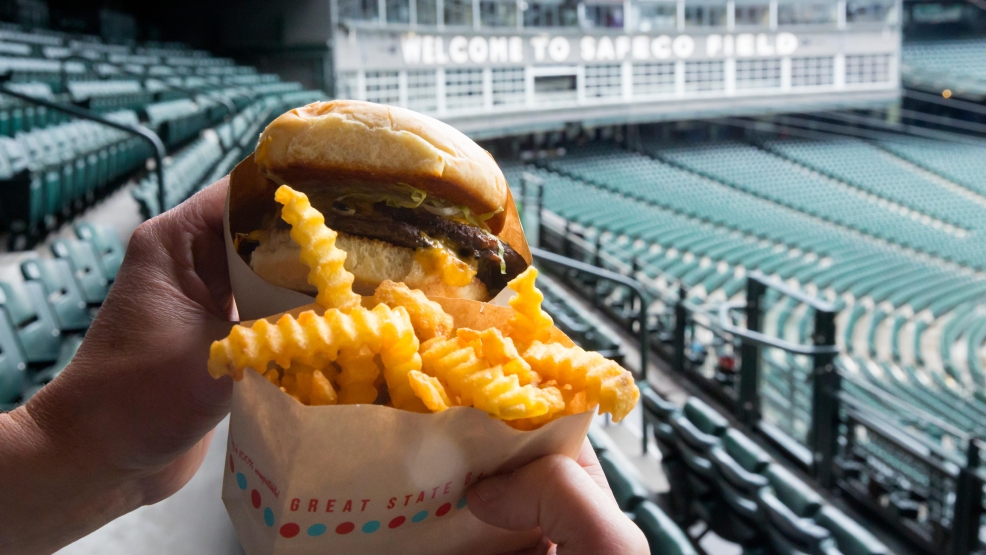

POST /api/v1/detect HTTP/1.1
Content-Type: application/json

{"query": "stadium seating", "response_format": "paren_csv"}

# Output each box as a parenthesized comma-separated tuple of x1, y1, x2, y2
(642, 386, 890, 555)
(0, 14, 325, 405)
(588, 423, 698, 555)
(902, 39, 986, 96)
(512, 139, 986, 458)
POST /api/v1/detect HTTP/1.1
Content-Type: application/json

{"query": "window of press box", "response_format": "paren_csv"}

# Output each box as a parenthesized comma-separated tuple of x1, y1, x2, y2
(633, 1, 677, 31)
(523, 0, 579, 27)
(534, 74, 577, 104)
(581, 2, 625, 28)
(734, 2, 769, 26)
(339, 0, 379, 21)
(387, 0, 411, 23)
(445, 0, 473, 26)
(777, 2, 835, 24)
(845, 0, 895, 23)
(481, 0, 519, 27)
(417, 0, 438, 24)
(685, 3, 727, 27)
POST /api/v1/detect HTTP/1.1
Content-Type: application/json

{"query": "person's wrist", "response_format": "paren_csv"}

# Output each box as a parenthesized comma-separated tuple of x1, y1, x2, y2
(0, 394, 145, 554)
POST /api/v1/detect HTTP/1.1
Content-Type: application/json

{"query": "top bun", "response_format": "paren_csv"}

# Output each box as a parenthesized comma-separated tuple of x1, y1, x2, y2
(255, 100, 509, 233)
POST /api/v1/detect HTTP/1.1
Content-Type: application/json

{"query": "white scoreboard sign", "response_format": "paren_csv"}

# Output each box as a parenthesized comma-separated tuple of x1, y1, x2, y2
(399, 32, 800, 66)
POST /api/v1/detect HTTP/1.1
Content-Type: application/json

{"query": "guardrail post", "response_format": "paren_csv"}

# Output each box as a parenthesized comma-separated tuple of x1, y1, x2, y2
(593, 233, 602, 268)
(950, 440, 983, 555)
(810, 303, 839, 487)
(738, 277, 766, 426)
(673, 284, 687, 374)
(536, 178, 545, 249)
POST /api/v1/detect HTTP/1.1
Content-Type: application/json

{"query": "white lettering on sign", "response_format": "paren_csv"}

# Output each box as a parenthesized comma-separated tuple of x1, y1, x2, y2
(399, 32, 798, 66)
(548, 36, 570, 62)
(706, 32, 798, 57)
(449, 35, 469, 63)
(531, 36, 549, 61)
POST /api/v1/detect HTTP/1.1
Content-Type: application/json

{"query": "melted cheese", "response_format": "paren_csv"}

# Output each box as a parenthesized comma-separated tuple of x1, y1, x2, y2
(414, 245, 477, 287)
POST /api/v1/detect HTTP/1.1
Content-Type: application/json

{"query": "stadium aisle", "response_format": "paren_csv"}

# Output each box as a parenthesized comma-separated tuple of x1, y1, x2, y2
(55, 417, 243, 555)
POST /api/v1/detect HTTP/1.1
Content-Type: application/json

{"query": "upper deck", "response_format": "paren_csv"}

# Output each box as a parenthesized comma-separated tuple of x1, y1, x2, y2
(330, 0, 901, 137)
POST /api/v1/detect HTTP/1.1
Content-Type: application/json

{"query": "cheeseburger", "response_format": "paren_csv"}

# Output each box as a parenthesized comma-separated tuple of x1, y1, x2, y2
(232, 100, 530, 301)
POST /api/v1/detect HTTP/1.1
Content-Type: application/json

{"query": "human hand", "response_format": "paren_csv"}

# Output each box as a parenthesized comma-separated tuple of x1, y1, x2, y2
(467, 438, 650, 555)
(0, 179, 236, 555)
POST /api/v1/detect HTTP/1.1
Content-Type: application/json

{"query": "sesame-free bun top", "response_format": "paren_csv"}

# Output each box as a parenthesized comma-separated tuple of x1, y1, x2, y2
(254, 100, 509, 233)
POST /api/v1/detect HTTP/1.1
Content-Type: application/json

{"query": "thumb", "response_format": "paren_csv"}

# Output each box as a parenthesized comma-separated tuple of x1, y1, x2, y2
(467, 455, 648, 554)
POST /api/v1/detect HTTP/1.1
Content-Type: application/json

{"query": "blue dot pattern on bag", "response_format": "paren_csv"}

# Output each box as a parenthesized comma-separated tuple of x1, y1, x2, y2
(307, 524, 327, 537)
(456, 496, 468, 509)
(362, 520, 381, 533)
(412, 510, 428, 523)
(236, 473, 247, 490)
(263, 507, 275, 527)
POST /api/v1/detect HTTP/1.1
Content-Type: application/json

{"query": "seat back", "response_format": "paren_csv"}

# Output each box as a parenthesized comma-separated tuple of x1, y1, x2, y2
(74, 223, 124, 282)
(0, 280, 60, 364)
(641, 385, 677, 420)
(21, 258, 91, 331)
(765, 464, 824, 518)
(51, 238, 109, 304)
(722, 429, 771, 473)
(683, 397, 729, 436)
(598, 450, 650, 512)
(634, 501, 698, 555)
(0, 309, 26, 403)
(816, 505, 889, 555)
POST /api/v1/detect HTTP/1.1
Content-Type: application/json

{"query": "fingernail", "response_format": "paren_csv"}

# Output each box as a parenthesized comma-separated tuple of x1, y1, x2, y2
(474, 475, 508, 503)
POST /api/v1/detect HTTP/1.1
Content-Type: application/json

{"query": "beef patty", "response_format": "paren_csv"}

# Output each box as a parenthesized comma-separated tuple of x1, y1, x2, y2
(267, 202, 527, 294)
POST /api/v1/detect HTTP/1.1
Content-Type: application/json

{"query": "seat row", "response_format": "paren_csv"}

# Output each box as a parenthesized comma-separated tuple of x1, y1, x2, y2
(0, 110, 152, 243)
(586, 426, 697, 555)
(641, 387, 888, 555)
(515, 153, 986, 446)
(0, 223, 124, 407)
(0, 82, 68, 135)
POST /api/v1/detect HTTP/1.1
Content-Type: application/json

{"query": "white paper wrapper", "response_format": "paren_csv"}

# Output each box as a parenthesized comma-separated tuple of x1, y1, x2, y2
(220, 156, 593, 554)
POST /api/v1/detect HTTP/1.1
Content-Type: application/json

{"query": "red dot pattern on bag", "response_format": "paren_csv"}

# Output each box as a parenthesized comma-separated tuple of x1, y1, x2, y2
(388, 516, 406, 529)
(436, 503, 452, 516)
(251, 490, 261, 509)
(280, 523, 301, 538)
(336, 522, 355, 535)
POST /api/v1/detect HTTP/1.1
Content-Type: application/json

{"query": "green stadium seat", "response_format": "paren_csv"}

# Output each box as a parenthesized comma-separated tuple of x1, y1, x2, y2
(0, 308, 27, 404)
(51, 238, 109, 306)
(710, 429, 771, 544)
(670, 398, 729, 522)
(815, 505, 889, 555)
(634, 501, 697, 555)
(75, 223, 125, 282)
(21, 258, 91, 331)
(757, 465, 830, 555)
(598, 450, 650, 513)
(0, 280, 61, 364)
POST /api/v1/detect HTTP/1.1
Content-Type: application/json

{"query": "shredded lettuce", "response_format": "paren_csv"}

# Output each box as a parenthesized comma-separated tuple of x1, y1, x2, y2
(336, 183, 428, 210)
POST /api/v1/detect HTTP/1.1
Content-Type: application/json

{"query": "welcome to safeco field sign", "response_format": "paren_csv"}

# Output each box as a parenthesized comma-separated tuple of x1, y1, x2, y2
(399, 32, 801, 66)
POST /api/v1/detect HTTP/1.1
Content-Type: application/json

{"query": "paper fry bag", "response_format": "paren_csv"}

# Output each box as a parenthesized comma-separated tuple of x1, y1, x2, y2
(220, 155, 593, 555)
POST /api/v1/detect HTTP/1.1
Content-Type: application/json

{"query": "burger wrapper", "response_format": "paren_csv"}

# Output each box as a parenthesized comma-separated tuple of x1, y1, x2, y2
(220, 156, 594, 554)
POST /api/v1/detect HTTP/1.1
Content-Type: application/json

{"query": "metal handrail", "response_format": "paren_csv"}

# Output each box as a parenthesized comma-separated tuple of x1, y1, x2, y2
(0, 83, 167, 214)
(839, 368, 971, 444)
(531, 246, 650, 382)
(749, 271, 837, 312)
(904, 88, 986, 118)
(717, 300, 840, 356)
